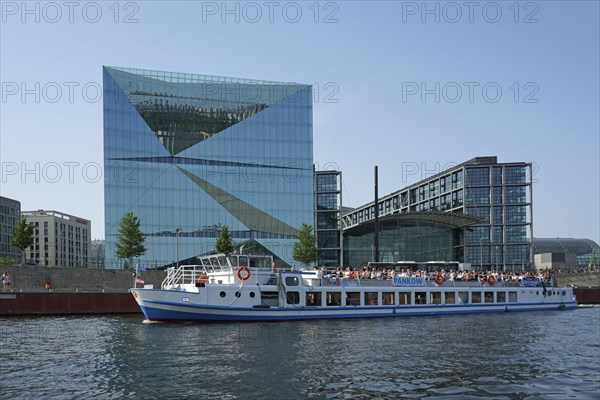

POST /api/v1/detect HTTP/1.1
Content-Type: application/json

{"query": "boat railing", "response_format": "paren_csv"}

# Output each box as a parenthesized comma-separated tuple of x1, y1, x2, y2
(161, 265, 231, 289)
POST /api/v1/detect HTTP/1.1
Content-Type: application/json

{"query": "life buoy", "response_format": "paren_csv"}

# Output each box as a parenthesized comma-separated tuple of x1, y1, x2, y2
(196, 275, 209, 283)
(435, 274, 444, 285)
(488, 275, 495, 286)
(237, 266, 250, 281)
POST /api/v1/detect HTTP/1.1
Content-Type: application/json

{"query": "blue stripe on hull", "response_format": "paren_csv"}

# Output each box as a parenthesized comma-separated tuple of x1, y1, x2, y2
(140, 302, 577, 322)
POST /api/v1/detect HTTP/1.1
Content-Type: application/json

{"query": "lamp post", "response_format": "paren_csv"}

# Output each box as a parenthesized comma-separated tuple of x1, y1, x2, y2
(480, 238, 484, 271)
(175, 228, 181, 268)
(495, 245, 499, 271)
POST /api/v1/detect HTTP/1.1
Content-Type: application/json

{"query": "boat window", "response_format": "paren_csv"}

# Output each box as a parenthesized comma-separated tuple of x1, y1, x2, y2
(484, 292, 494, 303)
(497, 292, 506, 303)
(398, 292, 411, 305)
(286, 291, 300, 304)
(430, 292, 442, 304)
(382, 292, 394, 305)
(285, 276, 300, 286)
(306, 292, 321, 306)
(346, 292, 360, 306)
(508, 291, 517, 302)
(364, 292, 378, 305)
(326, 292, 341, 306)
(472, 292, 482, 303)
(249, 292, 255, 298)
(458, 292, 469, 304)
(415, 292, 426, 305)
(235, 291, 241, 298)
(220, 291, 226, 298)
(561, 290, 566, 296)
(445, 292, 456, 304)
(261, 291, 279, 307)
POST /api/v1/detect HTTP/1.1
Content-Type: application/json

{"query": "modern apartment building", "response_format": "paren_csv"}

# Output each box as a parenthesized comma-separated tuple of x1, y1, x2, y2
(21, 210, 91, 267)
(0, 196, 21, 262)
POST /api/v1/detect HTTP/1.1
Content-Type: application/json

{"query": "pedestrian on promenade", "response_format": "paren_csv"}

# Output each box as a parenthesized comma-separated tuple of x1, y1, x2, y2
(2, 271, 11, 291)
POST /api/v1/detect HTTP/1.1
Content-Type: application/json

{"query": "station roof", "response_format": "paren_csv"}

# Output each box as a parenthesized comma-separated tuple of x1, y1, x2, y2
(533, 238, 599, 256)
(343, 211, 481, 235)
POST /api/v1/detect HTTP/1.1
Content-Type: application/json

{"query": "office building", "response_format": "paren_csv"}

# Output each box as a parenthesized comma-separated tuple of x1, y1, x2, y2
(0, 196, 21, 262)
(342, 157, 533, 271)
(21, 210, 91, 267)
(103, 66, 314, 269)
(314, 169, 342, 266)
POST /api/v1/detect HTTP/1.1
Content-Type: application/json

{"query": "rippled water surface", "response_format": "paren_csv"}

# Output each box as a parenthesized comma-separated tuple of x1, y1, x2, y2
(1, 307, 599, 399)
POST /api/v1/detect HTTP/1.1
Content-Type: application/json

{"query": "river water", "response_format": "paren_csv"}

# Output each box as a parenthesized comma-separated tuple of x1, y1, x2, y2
(1, 307, 599, 399)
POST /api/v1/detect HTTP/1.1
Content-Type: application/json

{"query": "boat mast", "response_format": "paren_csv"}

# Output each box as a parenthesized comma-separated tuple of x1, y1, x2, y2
(374, 165, 379, 262)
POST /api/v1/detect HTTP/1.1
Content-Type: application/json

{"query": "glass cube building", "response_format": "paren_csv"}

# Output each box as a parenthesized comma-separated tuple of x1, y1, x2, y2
(103, 66, 314, 269)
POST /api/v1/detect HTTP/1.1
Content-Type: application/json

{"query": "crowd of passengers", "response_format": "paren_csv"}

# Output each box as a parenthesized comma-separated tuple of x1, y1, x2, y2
(318, 266, 554, 284)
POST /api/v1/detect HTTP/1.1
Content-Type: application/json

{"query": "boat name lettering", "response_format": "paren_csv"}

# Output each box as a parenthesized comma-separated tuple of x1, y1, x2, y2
(393, 276, 424, 286)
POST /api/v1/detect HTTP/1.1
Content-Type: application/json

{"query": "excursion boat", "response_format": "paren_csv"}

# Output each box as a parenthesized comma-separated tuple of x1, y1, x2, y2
(130, 254, 577, 322)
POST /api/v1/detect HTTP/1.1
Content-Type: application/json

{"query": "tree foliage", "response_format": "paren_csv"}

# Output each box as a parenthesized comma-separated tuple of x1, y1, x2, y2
(292, 223, 320, 268)
(11, 216, 34, 263)
(115, 212, 147, 269)
(215, 225, 235, 254)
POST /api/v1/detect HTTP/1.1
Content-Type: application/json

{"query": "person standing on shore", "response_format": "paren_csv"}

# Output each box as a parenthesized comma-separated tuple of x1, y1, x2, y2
(2, 271, 11, 291)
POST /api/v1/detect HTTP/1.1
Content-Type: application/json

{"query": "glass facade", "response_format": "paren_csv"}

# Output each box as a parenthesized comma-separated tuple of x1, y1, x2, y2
(314, 171, 342, 266)
(103, 66, 313, 269)
(342, 157, 534, 271)
(344, 221, 460, 267)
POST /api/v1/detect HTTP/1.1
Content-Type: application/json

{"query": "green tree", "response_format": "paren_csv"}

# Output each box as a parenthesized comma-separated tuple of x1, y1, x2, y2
(215, 225, 235, 254)
(292, 223, 320, 268)
(115, 212, 147, 269)
(11, 216, 34, 264)
(0, 257, 15, 266)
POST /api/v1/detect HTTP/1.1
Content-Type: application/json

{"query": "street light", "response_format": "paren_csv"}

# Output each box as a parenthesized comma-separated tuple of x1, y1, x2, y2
(175, 228, 181, 268)
(480, 237, 484, 271)
(495, 245, 499, 271)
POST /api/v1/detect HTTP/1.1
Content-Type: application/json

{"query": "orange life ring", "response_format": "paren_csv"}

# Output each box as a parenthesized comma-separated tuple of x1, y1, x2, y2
(488, 275, 495, 286)
(435, 274, 443, 285)
(237, 266, 250, 281)
(196, 275, 209, 283)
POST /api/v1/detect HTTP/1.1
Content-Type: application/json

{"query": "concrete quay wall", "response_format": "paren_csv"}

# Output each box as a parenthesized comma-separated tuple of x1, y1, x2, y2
(0, 266, 166, 292)
(0, 292, 141, 315)
(554, 272, 600, 289)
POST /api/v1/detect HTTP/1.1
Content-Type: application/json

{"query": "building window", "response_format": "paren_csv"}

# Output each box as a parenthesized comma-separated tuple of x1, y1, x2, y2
(504, 166, 527, 184)
(465, 187, 490, 206)
(466, 167, 489, 186)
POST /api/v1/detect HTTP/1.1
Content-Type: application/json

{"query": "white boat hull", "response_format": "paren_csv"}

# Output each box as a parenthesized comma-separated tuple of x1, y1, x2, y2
(131, 288, 577, 322)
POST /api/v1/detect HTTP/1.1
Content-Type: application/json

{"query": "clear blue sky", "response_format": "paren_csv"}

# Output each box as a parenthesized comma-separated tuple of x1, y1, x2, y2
(1, 1, 598, 243)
